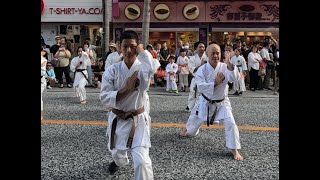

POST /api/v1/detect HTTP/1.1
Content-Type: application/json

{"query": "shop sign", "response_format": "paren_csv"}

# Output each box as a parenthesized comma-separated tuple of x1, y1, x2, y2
(41, 0, 103, 22)
(49, 7, 103, 15)
(125, 3, 141, 20)
(207, 1, 279, 22)
(154, 3, 170, 21)
(183, 4, 199, 20)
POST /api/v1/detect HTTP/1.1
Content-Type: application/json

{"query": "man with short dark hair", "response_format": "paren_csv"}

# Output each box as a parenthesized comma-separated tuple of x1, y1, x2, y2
(49, 36, 61, 58)
(100, 30, 157, 179)
(186, 41, 207, 112)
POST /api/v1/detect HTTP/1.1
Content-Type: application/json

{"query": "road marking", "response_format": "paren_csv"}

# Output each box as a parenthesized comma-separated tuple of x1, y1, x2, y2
(41, 120, 279, 131)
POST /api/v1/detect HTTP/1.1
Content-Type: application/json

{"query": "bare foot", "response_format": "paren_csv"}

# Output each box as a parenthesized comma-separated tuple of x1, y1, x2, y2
(230, 149, 243, 161)
(104, 108, 112, 112)
(179, 127, 188, 136)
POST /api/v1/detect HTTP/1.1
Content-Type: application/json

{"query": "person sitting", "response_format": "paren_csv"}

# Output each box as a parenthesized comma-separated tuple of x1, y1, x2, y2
(46, 62, 56, 89)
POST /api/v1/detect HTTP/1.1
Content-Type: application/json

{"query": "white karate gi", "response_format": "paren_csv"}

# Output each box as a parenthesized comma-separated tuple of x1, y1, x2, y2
(185, 62, 242, 150)
(165, 62, 178, 91)
(187, 54, 207, 110)
(100, 50, 157, 180)
(41, 56, 47, 112)
(176, 56, 190, 88)
(70, 52, 89, 102)
(230, 55, 247, 92)
(105, 51, 122, 70)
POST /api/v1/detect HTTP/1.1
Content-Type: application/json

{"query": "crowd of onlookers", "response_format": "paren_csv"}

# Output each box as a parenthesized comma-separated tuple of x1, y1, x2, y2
(144, 36, 279, 96)
(41, 35, 100, 89)
(41, 35, 279, 95)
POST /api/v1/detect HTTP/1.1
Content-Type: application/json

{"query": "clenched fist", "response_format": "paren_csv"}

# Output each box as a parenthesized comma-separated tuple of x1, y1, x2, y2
(214, 72, 225, 87)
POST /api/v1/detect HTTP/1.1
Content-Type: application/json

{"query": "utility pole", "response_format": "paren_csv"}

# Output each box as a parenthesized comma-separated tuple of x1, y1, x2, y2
(141, 0, 151, 47)
(102, 0, 112, 58)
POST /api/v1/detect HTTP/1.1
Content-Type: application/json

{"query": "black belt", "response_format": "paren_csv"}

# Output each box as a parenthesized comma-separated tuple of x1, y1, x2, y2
(201, 93, 224, 126)
(75, 69, 90, 83)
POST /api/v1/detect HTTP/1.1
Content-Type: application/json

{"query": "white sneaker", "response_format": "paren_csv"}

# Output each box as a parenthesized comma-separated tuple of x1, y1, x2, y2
(47, 85, 52, 89)
(213, 120, 220, 124)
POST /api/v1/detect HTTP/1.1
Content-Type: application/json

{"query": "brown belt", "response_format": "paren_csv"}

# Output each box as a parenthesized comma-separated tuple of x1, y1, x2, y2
(110, 106, 145, 150)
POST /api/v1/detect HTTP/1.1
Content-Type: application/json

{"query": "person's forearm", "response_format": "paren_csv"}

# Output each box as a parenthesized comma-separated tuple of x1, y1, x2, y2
(116, 88, 130, 102)
(227, 63, 234, 71)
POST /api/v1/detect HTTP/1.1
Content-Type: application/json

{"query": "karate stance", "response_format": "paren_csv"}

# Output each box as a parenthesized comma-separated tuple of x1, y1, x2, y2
(179, 44, 244, 161)
(100, 30, 158, 179)
(70, 47, 89, 104)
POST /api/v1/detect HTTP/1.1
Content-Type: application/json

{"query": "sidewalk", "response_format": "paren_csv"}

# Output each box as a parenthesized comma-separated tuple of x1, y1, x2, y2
(45, 84, 279, 98)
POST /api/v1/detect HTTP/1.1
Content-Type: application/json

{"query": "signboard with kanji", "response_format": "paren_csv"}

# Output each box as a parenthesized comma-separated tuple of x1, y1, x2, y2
(205, 1, 279, 23)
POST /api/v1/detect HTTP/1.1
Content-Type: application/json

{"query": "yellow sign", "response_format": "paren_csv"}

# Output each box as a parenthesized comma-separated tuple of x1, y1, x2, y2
(154, 4, 170, 20)
(183, 4, 200, 20)
(125, 4, 141, 20)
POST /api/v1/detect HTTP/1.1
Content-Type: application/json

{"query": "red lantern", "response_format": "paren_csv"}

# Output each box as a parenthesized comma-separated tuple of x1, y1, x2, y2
(41, 0, 44, 14)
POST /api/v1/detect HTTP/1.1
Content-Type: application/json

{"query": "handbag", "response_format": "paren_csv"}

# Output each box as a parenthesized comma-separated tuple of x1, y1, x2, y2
(266, 61, 275, 69)
(259, 60, 266, 69)
(258, 68, 266, 76)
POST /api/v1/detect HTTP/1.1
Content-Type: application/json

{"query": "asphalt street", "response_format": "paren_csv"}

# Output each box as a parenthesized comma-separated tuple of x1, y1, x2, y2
(41, 86, 279, 180)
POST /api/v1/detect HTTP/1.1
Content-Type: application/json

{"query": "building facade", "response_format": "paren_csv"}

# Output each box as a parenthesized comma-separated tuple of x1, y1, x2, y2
(113, 0, 279, 50)
(41, 0, 103, 55)
(41, 0, 279, 55)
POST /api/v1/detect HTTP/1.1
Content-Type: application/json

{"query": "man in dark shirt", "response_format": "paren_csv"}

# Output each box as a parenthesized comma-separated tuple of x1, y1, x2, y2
(160, 42, 170, 61)
(49, 36, 61, 78)
(50, 36, 61, 56)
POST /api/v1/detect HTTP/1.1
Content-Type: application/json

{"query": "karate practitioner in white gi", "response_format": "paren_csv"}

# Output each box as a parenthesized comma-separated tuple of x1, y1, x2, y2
(165, 55, 179, 93)
(230, 49, 248, 95)
(100, 30, 158, 179)
(70, 47, 89, 104)
(41, 49, 48, 120)
(179, 43, 244, 161)
(104, 42, 122, 70)
(186, 41, 208, 112)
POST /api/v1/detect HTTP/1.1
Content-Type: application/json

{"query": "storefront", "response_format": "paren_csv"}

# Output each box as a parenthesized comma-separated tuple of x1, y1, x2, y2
(112, 1, 207, 51)
(206, 1, 279, 45)
(112, 0, 278, 49)
(41, 0, 103, 56)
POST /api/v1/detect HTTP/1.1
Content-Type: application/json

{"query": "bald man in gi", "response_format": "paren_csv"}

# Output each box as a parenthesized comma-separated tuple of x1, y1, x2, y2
(179, 43, 243, 160)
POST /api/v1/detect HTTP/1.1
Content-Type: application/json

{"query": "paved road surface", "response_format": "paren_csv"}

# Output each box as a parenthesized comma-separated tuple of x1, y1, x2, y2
(41, 86, 279, 180)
